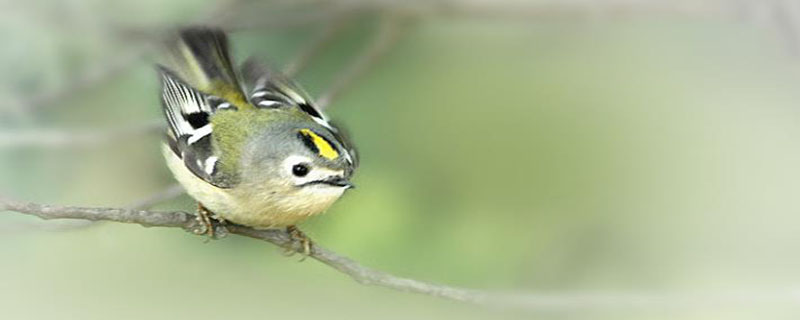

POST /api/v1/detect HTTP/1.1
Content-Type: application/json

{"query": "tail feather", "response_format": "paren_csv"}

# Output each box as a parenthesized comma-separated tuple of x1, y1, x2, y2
(163, 27, 246, 105)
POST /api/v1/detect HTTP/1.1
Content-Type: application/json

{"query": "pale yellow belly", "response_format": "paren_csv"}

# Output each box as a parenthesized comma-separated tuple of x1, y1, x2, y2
(161, 145, 340, 228)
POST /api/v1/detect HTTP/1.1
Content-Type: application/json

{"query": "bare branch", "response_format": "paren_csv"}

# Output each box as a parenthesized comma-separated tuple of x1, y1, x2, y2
(0, 195, 484, 302)
(0, 184, 185, 234)
(0, 196, 195, 228)
(315, 14, 406, 110)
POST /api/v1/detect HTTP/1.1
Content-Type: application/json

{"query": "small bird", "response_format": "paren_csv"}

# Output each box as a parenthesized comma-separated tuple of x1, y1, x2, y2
(156, 27, 357, 252)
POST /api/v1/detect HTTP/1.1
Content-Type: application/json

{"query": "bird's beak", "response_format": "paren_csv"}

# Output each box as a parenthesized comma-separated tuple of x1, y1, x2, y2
(324, 176, 355, 189)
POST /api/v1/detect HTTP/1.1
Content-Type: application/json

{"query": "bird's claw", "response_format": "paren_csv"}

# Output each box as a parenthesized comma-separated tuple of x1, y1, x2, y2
(285, 225, 312, 260)
(194, 203, 227, 241)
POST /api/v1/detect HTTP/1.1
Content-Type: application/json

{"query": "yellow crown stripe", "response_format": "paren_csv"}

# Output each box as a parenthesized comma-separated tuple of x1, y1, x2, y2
(300, 129, 339, 160)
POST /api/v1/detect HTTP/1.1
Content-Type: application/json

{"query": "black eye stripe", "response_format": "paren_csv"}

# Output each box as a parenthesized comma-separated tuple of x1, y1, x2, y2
(297, 129, 342, 158)
(297, 131, 319, 154)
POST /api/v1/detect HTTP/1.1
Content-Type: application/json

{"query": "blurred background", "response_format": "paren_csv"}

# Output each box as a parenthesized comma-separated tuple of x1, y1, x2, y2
(2, 0, 800, 319)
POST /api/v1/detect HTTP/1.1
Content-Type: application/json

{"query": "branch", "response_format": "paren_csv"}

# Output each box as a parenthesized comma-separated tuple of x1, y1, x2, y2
(0, 195, 484, 303)
(315, 13, 406, 110)
(0, 184, 185, 233)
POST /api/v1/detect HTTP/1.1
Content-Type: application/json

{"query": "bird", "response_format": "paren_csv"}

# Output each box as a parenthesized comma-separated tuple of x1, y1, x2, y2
(156, 27, 357, 254)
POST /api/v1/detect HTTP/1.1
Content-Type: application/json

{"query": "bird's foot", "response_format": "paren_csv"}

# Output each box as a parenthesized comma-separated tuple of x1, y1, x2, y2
(194, 203, 227, 240)
(285, 225, 313, 260)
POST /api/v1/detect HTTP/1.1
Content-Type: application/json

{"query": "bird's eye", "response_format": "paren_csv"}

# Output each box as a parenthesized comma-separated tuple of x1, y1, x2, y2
(292, 164, 310, 177)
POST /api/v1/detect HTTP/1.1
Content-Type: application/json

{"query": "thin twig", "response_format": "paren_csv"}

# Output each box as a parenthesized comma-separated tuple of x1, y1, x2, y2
(315, 14, 405, 110)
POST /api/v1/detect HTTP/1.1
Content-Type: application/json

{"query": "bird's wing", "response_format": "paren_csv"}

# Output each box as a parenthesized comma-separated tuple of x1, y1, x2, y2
(158, 66, 238, 188)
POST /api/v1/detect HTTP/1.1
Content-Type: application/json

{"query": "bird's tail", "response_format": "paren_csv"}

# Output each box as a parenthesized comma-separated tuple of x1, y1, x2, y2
(162, 27, 247, 106)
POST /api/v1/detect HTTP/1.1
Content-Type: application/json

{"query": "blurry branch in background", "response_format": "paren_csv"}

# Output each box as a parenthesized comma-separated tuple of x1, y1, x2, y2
(315, 13, 405, 109)
(16, 0, 800, 115)
(2, 195, 800, 312)
(0, 120, 164, 149)
(763, 0, 800, 56)
(9, 0, 800, 141)
(283, 15, 352, 77)
(24, 48, 153, 114)
(23, 0, 245, 114)
(20, 0, 358, 115)
(428, 0, 734, 20)
(224, 2, 364, 32)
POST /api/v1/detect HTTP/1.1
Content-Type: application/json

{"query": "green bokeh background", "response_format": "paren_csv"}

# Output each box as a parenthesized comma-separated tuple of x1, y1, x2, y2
(3, 1, 800, 319)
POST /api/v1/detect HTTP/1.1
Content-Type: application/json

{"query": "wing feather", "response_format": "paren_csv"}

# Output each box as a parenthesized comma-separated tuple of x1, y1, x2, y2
(158, 66, 236, 188)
